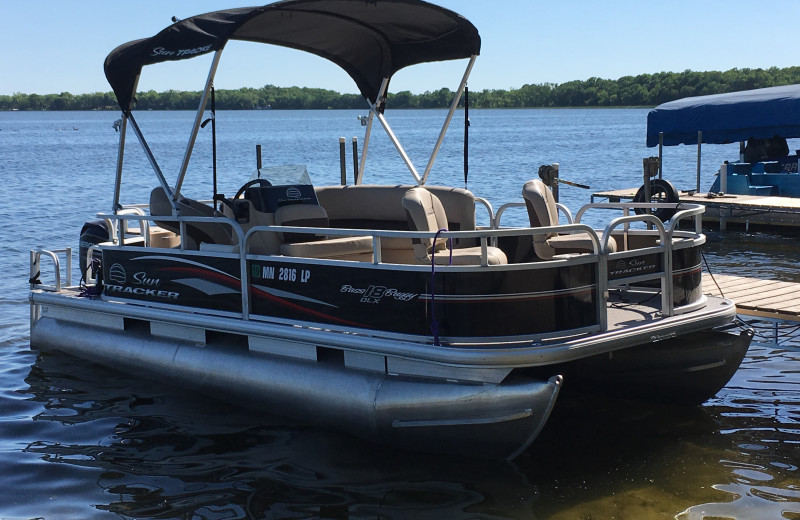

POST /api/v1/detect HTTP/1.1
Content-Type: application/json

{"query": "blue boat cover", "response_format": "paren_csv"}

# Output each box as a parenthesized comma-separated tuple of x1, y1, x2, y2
(646, 84, 800, 147)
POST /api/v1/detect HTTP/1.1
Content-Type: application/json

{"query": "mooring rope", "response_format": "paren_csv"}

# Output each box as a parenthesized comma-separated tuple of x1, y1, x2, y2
(428, 229, 452, 346)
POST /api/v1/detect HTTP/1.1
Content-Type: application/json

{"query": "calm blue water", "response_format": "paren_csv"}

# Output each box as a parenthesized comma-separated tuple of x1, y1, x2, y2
(1, 109, 798, 519)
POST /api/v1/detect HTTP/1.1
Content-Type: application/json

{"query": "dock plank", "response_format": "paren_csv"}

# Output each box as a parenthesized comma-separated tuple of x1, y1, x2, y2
(702, 274, 760, 295)
(717, 283, 796, 301)
(591, 188, 800, 227)
(702, 273, 800, 321)
(705, 274, 754, 288)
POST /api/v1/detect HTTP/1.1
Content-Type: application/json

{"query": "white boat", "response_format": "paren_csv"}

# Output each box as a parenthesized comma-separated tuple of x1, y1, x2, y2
(29, 0, 751, 460)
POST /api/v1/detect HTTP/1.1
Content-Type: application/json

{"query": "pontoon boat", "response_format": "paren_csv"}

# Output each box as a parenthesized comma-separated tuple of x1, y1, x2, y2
(29, 0, 751, 460)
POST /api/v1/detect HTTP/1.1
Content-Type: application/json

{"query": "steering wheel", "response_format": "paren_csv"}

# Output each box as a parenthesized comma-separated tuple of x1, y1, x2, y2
(234, 178, 272, 200)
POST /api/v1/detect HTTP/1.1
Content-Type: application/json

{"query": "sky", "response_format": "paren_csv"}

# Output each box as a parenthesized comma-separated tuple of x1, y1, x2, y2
(3, 1, 800, 96)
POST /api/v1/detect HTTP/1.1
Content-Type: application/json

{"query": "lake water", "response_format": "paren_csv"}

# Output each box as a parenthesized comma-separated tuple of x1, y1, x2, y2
(1, 108, 798, 519)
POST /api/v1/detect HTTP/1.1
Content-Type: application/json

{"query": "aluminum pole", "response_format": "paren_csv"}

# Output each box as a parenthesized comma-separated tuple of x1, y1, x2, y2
(174, 49, 224, 199)
(357, 78, 389, 183)
(421, 55, 477, 185)
(375, 111, 421, 183)
(112, 114, 129, 213)
(127, 113, 172, 202)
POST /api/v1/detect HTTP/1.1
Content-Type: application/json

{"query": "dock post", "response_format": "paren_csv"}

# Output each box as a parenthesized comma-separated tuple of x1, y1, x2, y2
(720, 162, 728, 231)
(643, 157, 659, 229)
(642, 157, 660, 203)
(339, 137, 347, 185)
(720, 162, 728, 194)
(352, 137, 360, 185)
(552, 163, 559, 202)
(696, 131, 702, 192)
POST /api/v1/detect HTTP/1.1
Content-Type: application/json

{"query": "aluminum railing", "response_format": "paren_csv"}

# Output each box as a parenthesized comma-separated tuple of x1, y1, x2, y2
(32, 200, 705, 336)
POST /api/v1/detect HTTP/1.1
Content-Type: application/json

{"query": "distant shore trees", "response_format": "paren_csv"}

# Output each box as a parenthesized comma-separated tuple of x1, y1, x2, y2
(3, 66, 800, 111)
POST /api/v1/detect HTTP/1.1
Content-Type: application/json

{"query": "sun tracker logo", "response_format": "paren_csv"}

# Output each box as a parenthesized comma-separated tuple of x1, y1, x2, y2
(150, 45, 213, 58)
(108, 263, 127, 284)
(286, 187, 303, 199)
(104, 263, 178, 300)
(609, 258, 655, 277)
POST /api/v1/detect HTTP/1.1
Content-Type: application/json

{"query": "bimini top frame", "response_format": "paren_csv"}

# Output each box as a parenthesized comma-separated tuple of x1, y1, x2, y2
(104, 0, 481, 210)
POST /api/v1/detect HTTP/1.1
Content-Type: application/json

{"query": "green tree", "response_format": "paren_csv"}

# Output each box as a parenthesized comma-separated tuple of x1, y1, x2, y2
(9, 65, 800, 111)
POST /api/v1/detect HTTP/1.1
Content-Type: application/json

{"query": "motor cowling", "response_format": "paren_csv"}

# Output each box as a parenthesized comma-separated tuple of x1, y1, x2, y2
(79, 220, 110, 284)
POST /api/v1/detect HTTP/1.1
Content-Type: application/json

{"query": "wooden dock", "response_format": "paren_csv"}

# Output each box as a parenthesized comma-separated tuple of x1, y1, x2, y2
(702, 273, 800, 321)
(592, 188, 800, 229)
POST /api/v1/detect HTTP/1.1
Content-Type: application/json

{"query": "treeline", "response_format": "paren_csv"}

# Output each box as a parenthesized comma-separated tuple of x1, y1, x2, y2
(4, 66, 800, 111)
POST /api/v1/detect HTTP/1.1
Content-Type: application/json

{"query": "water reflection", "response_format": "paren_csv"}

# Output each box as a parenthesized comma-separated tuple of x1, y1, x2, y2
(515, 343, 800, 520)
(19, 342, 800, 519)
(702, 230, 800, 283)
(24, 351, 536, 519)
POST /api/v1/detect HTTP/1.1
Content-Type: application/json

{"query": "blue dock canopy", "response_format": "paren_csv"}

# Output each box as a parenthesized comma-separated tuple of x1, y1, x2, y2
(646, 84, 800, 147)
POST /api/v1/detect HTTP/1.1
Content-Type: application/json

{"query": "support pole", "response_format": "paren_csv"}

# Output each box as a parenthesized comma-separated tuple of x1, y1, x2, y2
(464, 85, 469, 187)
(358, 78, 389, 184)
(421, 55, 477, 185)
(358, 113, 374, 183)
(643, 157, 652, 215)
(175, 49, 224, 199)
(696, 130, 702, 193)
(128, 113, 172, 202)
(209, 86, 217, 210)
(112, 114, 129, 213)
(375, 111, 422, 183)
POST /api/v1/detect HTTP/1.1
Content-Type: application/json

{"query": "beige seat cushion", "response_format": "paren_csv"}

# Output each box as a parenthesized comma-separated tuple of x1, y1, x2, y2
(428, 246, 508, 266)
(275, 203, 373, 261)
(522, 179, 616, 260)
(546, 233, 607, 255)
(274, 204, 330, 243)
(221, 199, 281, 255)
(401, 187, 450, 258)
(279, 237, 373, 260)
(315, 184, 480, 257)
(402, 187, 507, 265)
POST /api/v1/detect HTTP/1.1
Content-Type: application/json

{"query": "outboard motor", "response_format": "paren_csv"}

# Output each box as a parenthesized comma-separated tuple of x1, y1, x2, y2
(79, 220, 110, 284)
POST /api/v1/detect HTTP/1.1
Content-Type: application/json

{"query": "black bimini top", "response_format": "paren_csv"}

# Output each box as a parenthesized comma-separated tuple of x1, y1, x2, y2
(104, 0, 481, 112)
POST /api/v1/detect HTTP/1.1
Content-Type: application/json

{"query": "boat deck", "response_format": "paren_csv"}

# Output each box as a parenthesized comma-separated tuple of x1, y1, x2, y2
(702, 273, 800, 321)
(591, 188, 800, 229)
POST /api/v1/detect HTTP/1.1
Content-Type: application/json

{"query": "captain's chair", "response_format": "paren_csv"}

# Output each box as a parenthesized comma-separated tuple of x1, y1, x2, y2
(402, 187, 507, 265)
(149, 187, 236, 250)
(522, 179, 616, 260)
